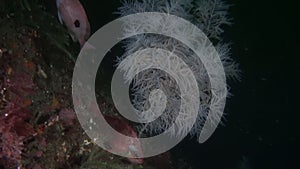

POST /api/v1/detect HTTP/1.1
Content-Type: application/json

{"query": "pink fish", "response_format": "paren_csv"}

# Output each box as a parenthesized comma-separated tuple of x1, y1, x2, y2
(103, 115, 144, 164)
(56, 0, 91, 47)
(73, 98, 144, 164)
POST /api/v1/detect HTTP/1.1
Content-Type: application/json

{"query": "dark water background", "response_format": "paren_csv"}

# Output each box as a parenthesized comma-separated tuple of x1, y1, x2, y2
(80, 0, 299, 168)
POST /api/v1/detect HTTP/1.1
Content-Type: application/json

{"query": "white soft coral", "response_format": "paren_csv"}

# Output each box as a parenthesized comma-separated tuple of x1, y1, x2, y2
(115, 0, 240, 139)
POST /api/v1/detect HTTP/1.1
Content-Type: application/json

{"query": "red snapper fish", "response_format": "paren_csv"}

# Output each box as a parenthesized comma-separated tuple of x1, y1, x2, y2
(73, 98, 144, 164)
(103, 115, 144, 164)
(56, 0, 91, 47)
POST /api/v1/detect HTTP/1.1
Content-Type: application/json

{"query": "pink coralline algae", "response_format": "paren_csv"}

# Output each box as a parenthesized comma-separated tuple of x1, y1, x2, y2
(0, 61, 36, 167)
(59, 108, 77, 126)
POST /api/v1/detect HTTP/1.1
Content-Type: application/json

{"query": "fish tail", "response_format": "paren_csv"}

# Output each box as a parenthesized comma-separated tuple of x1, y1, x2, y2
(55, 0, 63, 24)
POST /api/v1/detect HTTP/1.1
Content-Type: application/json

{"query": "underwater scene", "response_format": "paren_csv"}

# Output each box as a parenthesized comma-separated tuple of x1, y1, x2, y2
(0, 0, 298, 169)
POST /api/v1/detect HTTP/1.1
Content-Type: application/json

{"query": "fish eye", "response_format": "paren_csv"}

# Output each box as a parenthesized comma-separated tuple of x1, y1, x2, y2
(74, 20, 80, 28)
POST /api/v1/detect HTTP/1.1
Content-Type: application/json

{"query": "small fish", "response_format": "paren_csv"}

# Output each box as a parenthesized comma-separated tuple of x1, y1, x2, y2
(73, 99, 144, 164)
(56, 0, 91, 47)
(103, 115, 144, 164)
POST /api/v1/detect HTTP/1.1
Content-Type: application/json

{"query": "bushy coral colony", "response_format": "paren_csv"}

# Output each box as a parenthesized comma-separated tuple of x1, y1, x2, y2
(116, 0, 240, 139)
(0, 0, 241, 168)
